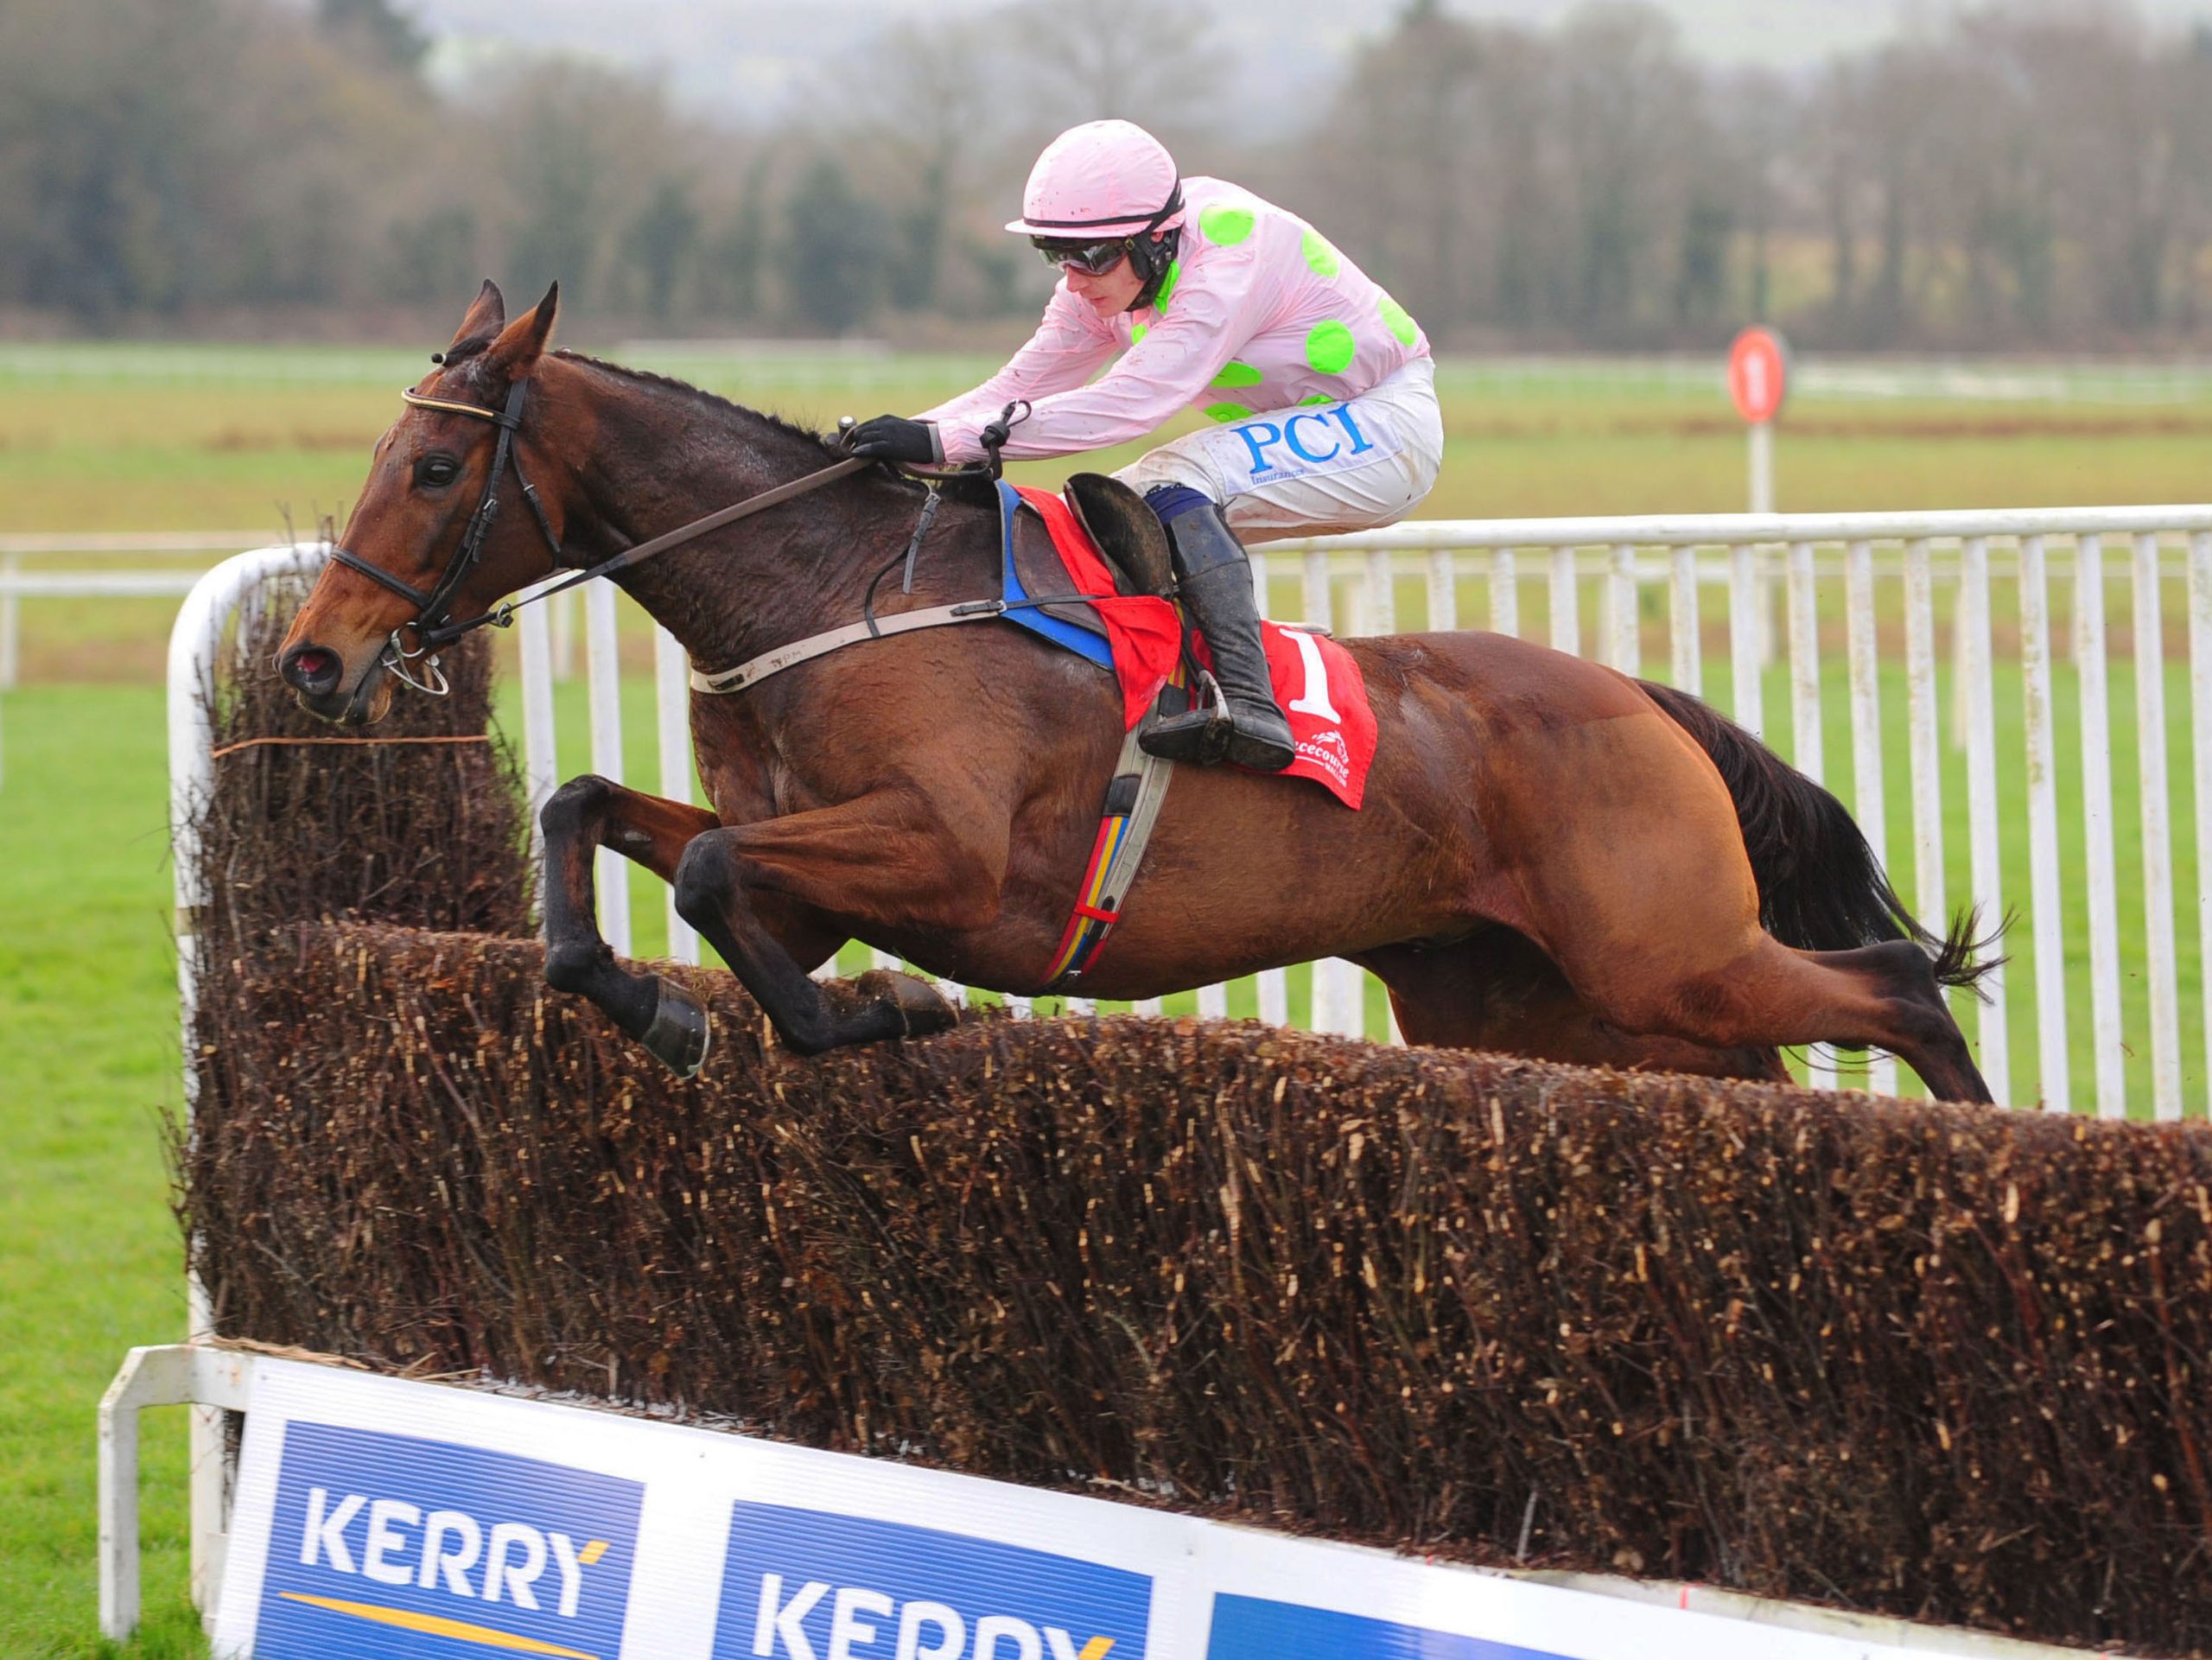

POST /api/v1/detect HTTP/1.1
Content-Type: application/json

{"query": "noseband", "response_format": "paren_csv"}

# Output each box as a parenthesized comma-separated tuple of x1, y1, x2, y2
(327, 378, 566, 695)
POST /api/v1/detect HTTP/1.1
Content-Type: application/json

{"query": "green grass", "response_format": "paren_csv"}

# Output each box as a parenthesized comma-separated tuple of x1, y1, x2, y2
(1, 687, 205, 1657)
(10, 342, 2212, 1650)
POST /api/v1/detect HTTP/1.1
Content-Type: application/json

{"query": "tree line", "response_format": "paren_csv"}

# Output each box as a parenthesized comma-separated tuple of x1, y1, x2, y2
(6, 0, 2211, 350)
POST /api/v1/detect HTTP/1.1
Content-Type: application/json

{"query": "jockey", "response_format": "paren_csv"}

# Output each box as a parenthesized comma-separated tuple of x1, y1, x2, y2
(845, 118, 1443, 772)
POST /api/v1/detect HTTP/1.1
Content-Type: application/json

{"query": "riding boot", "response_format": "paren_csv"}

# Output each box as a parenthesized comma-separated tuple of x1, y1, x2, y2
(1140, 499, 1295, 771)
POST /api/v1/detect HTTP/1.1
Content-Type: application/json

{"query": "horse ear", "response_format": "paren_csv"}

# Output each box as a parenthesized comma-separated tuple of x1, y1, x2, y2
(488, 281, 559, 376)
(447, 278, 506, 355)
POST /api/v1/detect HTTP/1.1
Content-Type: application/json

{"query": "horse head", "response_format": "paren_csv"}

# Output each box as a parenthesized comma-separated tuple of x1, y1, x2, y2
(279, 279, 570, 724)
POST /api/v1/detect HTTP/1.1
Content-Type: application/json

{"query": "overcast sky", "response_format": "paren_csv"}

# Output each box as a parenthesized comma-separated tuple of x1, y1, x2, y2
(410, 0, 2212, 122)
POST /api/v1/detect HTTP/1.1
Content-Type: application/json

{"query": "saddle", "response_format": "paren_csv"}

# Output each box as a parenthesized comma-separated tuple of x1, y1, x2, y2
(1009, 472, 1177, 623)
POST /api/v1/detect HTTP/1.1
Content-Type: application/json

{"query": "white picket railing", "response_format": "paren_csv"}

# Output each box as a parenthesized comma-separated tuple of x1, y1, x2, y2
(0, 534, 590, 690)
(181, 504, 2212, 1117)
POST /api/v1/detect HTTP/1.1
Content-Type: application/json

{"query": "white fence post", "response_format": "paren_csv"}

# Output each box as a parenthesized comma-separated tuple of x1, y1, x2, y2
(1904, 539, 1946, 1092)
(516, 586, 560, 911)
(1426, 548, 1457, 633)
(1843, 537, 1897, 1096)
(1549, 546, 1580, 657)
(1669, 545, 1701, 694)
(0, 550, 17, 689)
(2133, 533, 2182, 1119)
(585, 581, 632, 957)
(2192, 531, 2212, 1117)
(2075, 535, 2126, 1117)
(1607, 544, 1640, 675)
(167, 545, 327, 1628)
(655, 624, 701, 965)
(1959, 537, 2009, 1106)
(1730, 541, 1764, 738)
(1489, 549, 1518, 638)
(2018, 537, 2069, 1113)
(1785, 538, 1834, 1091)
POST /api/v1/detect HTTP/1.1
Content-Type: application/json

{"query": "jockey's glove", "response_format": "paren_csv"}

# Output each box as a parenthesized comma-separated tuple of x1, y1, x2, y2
(845, 415, 944, 464)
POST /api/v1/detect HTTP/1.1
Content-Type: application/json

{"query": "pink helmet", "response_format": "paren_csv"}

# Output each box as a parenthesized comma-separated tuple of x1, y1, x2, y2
(1005, 120, 1185, 239)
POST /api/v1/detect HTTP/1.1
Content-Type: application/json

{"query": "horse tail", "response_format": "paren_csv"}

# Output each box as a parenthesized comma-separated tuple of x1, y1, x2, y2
(1637, 677, 2001, 995)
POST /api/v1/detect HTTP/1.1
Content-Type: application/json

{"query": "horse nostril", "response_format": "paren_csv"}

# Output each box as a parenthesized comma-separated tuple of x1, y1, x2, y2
(281, 643, 341, 697)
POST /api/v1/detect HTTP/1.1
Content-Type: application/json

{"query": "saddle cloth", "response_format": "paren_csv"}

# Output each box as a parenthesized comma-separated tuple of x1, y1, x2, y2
(1006, 483, 1378, 809)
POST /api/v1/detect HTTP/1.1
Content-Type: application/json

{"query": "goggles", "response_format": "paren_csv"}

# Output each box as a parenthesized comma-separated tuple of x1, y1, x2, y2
(1033, 238, 1131, 277)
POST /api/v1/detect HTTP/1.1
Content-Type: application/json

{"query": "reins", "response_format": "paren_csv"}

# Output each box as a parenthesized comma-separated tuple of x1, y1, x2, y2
(481, 452, 873, 644)
(340, 372, 1032, 699)
(331, 375, 874, 695)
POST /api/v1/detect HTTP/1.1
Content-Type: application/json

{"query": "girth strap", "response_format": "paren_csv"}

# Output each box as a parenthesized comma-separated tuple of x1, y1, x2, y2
(1042, 691, 1179, 989)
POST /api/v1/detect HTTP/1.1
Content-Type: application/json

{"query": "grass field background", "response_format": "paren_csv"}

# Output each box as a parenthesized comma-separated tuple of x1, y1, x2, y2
(9, 340, 2212, 1654)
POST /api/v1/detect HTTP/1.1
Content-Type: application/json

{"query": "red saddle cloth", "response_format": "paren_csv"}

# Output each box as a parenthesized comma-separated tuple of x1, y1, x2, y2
(1014, 486, 1377, 809)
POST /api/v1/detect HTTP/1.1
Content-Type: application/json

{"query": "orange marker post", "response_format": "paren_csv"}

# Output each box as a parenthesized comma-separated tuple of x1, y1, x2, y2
(1727, 325, 1789, 513)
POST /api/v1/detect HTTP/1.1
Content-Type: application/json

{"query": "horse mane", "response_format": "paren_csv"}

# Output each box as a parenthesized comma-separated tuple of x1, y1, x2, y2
(552, 350, 852, 461)
(547, 350, 1001, 508)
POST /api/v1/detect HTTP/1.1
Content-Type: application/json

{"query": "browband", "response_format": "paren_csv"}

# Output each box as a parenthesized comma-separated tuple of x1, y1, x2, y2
(401, 388, 521, 428)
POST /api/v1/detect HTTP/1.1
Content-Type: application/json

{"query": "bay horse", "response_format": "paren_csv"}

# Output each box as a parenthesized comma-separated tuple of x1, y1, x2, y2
(278, 282, 1995, 1102)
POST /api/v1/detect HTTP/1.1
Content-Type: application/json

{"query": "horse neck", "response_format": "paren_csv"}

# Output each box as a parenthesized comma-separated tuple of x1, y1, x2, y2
(563, 381, 986, 671)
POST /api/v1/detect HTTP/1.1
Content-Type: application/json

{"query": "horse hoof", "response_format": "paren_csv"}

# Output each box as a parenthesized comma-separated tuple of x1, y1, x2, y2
(641, 979, 712, 1077)
(855, 969, 958, 1039)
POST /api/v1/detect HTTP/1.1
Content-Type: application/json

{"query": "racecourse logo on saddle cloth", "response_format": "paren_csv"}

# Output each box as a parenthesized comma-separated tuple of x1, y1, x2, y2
(1006, 486, 1377, 806)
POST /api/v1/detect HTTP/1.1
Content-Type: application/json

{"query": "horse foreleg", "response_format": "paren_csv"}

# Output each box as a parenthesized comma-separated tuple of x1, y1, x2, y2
(672, 793, 988, 1056)
(538, 774, 741, 1077)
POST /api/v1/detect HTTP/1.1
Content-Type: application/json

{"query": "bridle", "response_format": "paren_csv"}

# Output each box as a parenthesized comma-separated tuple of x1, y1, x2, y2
(329, 371, 1022, 697)
(329, 374, 872, 696)
(324, 380, 560, 693)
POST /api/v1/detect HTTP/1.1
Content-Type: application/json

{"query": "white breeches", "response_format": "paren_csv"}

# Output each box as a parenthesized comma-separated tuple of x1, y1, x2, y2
(1113, 356, 1444, 545)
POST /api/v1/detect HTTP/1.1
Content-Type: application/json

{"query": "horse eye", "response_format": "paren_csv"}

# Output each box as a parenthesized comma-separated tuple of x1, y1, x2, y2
(415, 455, 461, 489)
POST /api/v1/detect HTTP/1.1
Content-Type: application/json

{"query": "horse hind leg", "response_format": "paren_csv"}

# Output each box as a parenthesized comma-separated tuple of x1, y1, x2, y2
(1801, 937, 1993, 1103)
(1358, 932, 1790, 1084)
(1477, 693, 1992, 1103)
(1579, 933, 1994, 1104)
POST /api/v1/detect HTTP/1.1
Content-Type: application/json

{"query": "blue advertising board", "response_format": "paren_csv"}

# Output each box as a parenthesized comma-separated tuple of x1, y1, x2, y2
(252, 1420, 643, 1660)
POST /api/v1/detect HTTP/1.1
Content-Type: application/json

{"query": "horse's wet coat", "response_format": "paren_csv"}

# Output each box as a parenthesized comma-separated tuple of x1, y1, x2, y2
(279, 283, 1996, 1101)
